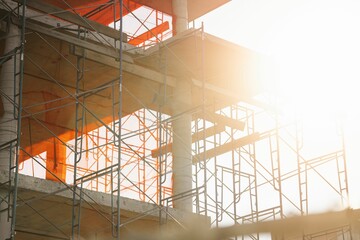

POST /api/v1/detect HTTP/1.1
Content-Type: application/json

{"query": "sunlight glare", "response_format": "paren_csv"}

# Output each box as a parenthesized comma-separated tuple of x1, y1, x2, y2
(269, 1, 360, 122)
(265, 0, 360, 208)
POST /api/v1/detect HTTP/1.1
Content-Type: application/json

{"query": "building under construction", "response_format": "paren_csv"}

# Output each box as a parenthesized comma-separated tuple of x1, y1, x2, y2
(0, 0, 358, 239)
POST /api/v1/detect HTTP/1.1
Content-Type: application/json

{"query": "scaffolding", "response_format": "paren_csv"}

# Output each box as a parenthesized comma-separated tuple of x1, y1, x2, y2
(0, 0, 351, 240)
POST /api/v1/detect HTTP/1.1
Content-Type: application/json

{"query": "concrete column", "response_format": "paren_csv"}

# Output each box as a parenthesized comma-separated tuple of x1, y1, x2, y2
(0, 22, 20, 240)
(172, 79, 193, 212)
(172, 0, 188, 34)
(171, 0, 192, 212)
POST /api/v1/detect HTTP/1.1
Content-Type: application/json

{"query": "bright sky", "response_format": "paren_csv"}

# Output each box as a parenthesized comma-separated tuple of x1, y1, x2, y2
(199, 0, 360, 209)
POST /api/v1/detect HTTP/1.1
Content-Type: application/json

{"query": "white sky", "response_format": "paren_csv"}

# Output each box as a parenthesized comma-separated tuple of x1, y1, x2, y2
(197, 0, 360, 53)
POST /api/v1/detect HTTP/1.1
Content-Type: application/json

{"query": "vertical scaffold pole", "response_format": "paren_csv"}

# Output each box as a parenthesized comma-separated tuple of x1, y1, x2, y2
(200, 22, 208, 218)
(11, 3, 26, 238)
(71, 26, 86, 239)
(116, 0, 123, 238)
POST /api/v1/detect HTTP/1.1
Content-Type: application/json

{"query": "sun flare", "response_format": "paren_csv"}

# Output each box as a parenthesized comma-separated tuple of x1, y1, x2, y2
(259, 1, 360, 208)
(266, 1, 360, 122)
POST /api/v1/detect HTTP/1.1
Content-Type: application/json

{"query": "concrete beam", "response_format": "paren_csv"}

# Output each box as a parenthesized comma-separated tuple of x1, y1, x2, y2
(22, 19, 123, 60)
(192, 76, 271, 111)
(0, 170, 210, 239)
(194, 111, 246, 130)
(0, 170, 208, 223)
(1, 0, 141, 53)
(13, 0, 128, 41)
(193, 132, 260, 163)
(72, 46, 177, 88)
(74, 41, 263, 112)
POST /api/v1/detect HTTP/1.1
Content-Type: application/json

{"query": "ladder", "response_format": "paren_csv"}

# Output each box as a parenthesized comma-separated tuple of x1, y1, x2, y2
(1, 2, 26, 239)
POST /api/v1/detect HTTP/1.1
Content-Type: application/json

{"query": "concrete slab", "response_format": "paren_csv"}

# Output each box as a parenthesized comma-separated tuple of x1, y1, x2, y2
(135, 28, 266, 119)
(0, 170, 209, 239)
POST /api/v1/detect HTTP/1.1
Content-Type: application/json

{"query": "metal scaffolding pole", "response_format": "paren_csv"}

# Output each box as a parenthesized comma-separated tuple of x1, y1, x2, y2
(115, 0, 123, 238)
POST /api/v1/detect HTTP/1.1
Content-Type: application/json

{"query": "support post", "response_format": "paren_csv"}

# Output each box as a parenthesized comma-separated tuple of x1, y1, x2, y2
(0, 22, 20, 240)
(172, 79, 193, 212)
(172, 0, 188, 34)
(171, 0, 192, 212)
